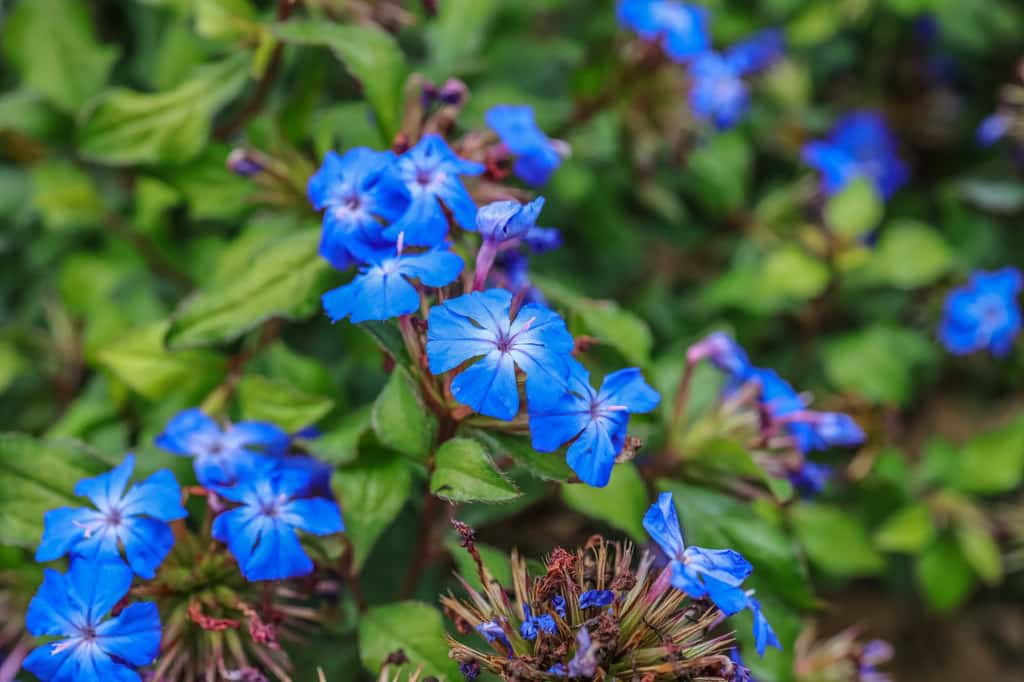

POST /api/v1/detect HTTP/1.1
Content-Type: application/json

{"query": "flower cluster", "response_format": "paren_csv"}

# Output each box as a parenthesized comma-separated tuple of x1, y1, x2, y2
(617, 1, 784, 129)
(939, 267, 1023, 357)
(444, 493, 777, 680)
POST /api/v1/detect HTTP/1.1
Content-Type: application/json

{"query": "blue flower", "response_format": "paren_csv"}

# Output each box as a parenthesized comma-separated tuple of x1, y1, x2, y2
(578, 589, 615, 609)
(426, 288, 575, 420)
(548, 663, 567, 677)
(939, 267, 1023, 356)
(476, 197, 545, 243)
(688, 52, 750, 130)
(529, 360, 660, 487)
(802, 111, 908, 200)
(746, 595, 781, 657)
(523, 225, 562, 253)
(519, 604, 556, 640)
(459, 660, 481, 680)
(551, 594, 567, 618)
(616, 0, 710, 63)
(307, 148, 410, 269)
(643, 492, 753, 615)
(212, 459, 344, 581)
(728, 648, 754, 682)
(493, 251, 547, 306)
(155, 408, 289, 487)
(485, 105, 563, 186)
(476, 620, 513, 656)
(36, 454, 186, 579)
(724, 29, 784, 75)
(688, 331, 751, 377)
(322, 245, 464, 323)
(567, 626, 599, 678)
(977, 112, 1011, 146)
(789, 460, 833, 496)
(24, 560, 161, 682)
(380, 134, 484, 247)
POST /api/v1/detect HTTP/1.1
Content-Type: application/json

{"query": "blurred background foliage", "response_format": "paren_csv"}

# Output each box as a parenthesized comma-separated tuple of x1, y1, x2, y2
(2, 1, 1024, 680)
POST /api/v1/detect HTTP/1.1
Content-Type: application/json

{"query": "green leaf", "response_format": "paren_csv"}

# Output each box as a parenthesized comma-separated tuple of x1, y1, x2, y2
(915, 535, 975, 612)
(166, 228, 333, 349)
(195, 0, 261, 42)
(333, 451, 412, 570)
(470, 429, 573, 482)
(705, 246, 830, 314)
(562, 463, 647, 542)
(303, 406, 372, 466)
(822, 324, 937, 405)
(95, 323, 226, 400)
(0, 433, 111, 548)
(30, 160, 106, 231)
(78, 54, 249, 166)
(874, 503, 935, 553)
(372, 369, 436, 460)
(358, 601, 459, 680)
(430, 438, 520, 503)
(236, 375, 334, 433)
(955, 522, 1002, 584)
(824, 178, 883, 239)
(2, 0, 118, 113)
(951, 415, 1024, 495)
(274, 20, 407, 142)
(158, 145, 253, 220)
(683, 132, 752, 216)
(426, 0, 499, 77)
(358, 320, 412, 365)
(857, 220, 953, 289)
(444, 537, 512, 591)
(791, 504, 884, 577)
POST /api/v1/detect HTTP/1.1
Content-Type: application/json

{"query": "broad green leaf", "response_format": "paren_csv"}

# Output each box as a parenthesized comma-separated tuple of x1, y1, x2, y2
(30, 160, 106, 231)
(333, 451, 412, 570)
(824, 178, 882, 239)
(0, 433, 111, 547)
(857, 220, 953, 289)
(358, 320, 412, 365)
(236, 375, 334, 433)
(430, 438, 520, 503)
(955, 522, 1002, 584)
(705, 246, 830, 314)
(372, 369, 436, 460)
(874, 503, 935, 553)
(822, 324, 937, 405)
(791, 504, 884, 577)
(915, 535, 975, 611)
(683, 132, 752, 216)
(166, 228, 333, 349)
(471, 429, 573, 482)
(358, 601, 459, 680)
(951, 415, 1024, 495)
(562, 463, 647, 542)
(426, 0, 499, 77)
(195, 0, 261, 42)
(96, 323, 226, 400)
(78, 54, 249, 166)
(158, 145, 253, 220)
(444, 537, 512, 591)
(0, 89, 65, 140)
(2, 0, 118, 113)
(304, 406, 372, 466)
(274, 20, 407, 142)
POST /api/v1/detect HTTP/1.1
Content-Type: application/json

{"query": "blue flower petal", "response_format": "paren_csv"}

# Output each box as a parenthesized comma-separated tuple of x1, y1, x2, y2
(154, 408, 221, 456)
(598, 368, 661, 413)
(450, 349, 520, 420)
(643, 492, 686, 559)
(119, 469, 186, 522)
(240, 519, 313, 581)
(703, 575, 750, 616)
(119, 516, 176, 579)
(36, 507, 93, 563)
(578, 589, 615, 609)
(564, 414, 624, 487)
(94, 602, 162, 666)
(25, 568, 77, 636)
(279, 498, 345, 535)
(725, 28, 785, 75)
(747, 596, 782, 657)
(682, 547, 753, 586)
(66, 560, 133, 626)
(73, 455, 135, 513)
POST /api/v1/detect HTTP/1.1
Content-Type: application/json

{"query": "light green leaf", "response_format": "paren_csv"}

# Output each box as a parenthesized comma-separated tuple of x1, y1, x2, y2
(166, 228, 333, 349)
(791, 504, 884, 577)
(0, 433, 111, 547)
(2, 0, 118, 113)
(874, 503, 935, 553)
(304, 406, 372, 466)
(915, 536, 975, 612)
(426, 0, 499, 76)
(824, 178, 882, 239)
(683, 132, 752, 216)
(30, 160, 106, 231)
(955, 522, 1002, 584)
(158, 145, 253, 220)
(274, 20, 407, 142)
(562, 463, 647, 542)
(822, 324, 937, 405)
(430, 438, 520, 503)
(195, 0, 260, 42)
(444, 537, 512, 591)
(470, 430, 573, 482)
(951, 415, 1024, 495)
(857, 220, 953, 289)
(358, 601, 459, 680)
(78, 53, 249, 166)
(372, 369, 436, 460)
(95, 323, 226, 399)
(236, 375, 334, 433)
(333, 451, 412, 570)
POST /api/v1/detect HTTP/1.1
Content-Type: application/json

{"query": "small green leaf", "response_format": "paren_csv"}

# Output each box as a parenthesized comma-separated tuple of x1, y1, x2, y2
(333, 451, 412, 570)
(78, 54, 249, 166)
(358, 601, 459, 680)
(358, 320, 412, 365)
(0, 433, 111, 548)
(822, 324, 937, 405)
(791, 504, 884, 577)
(915, 535, 975, 612)
(30, 161, 106, 231)
(444, 537, 512, 591)
(470, 429, 573, 482)
(236, 375, 334, 433)
(303, 406, 372, 466)
(430, 438, 520, 503)
(824, 178, 883, 239)
(372, 369, 436, 460)
(951, 415, 1024, 495)
(195, 0, 260, 42)
(562, 463, 648, 542)
(683, 132, 752, 216)
(3, 0, 118, 113)
(955, 522, 1002, 584)
(874, 503, 935, 553)
(426, 0, 499, 77)
(858, 220, 953, 289)
(274, 20, 408, 142)
(166, 228, 333, 349)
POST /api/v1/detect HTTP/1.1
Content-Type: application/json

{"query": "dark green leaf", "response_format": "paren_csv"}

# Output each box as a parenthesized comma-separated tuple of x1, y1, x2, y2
(791, 503, 884, 577)
(372, 369, 436, 460)
(303, 406, 372, 466)
(915, 535, 975, 612)
(430, 438, 520, 503)
(358, 601, 459, 679)
(333, 451, 412, 570)
(562, 463, 647, 542)
(470, 429, 572, 482)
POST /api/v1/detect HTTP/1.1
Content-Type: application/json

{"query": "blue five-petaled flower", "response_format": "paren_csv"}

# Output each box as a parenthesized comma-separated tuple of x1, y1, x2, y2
(688, 30, 784, 130)
(322, 245, 464, 323)
(426, 288, 575, 420)
(529, 359, 660, 487)
(519, 605, 557, 640)
(802, 111, 909, 200)
(379, 134, 484, 247)
(212, 459, 344, 581)
(36, 454, 187, 579)
(24, 560, 162, 682)
(939, 267, 1023, 356)
(616, 0, 710, 63)
(486, 105, 564, 186)
(307, 148, 410, 269)
(155, 408, 289, 487)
